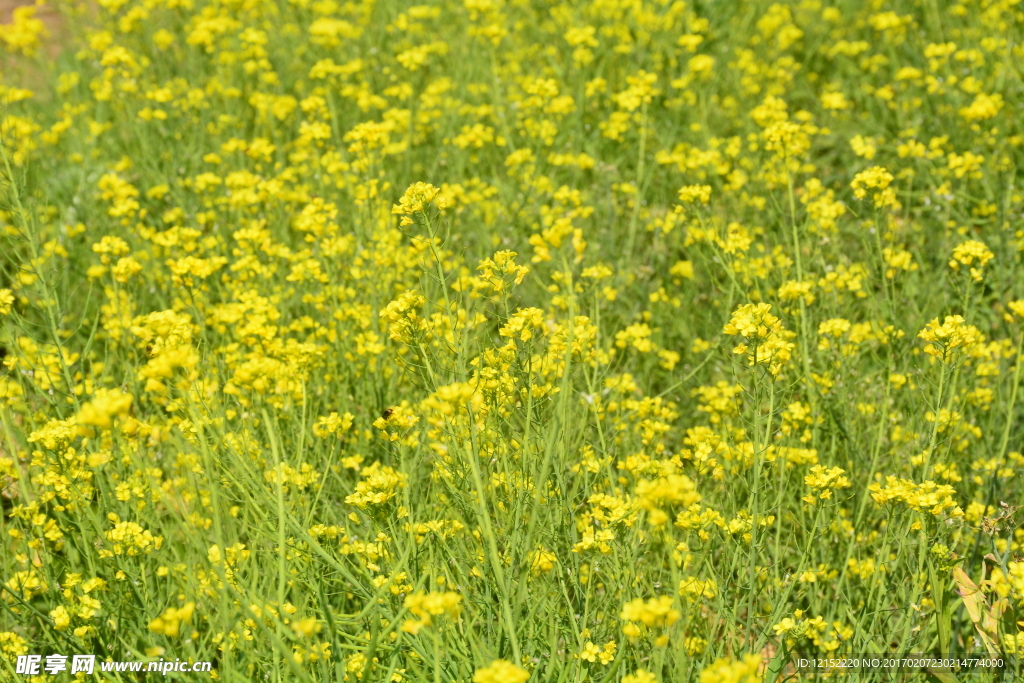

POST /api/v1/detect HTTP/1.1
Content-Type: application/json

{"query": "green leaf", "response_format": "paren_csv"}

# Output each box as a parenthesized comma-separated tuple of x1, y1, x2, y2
(925, 666, 960, 683)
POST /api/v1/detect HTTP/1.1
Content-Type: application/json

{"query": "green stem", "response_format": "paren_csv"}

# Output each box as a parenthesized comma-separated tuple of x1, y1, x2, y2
(624, 100, 648, 260)
(0, 138, 79, 408)
(785, 164, 817, 432)
(921, 359, 947, 480)
(746, 367, 776, 648)
(463, 409, 521, 664)
(262, 408, 288, 683)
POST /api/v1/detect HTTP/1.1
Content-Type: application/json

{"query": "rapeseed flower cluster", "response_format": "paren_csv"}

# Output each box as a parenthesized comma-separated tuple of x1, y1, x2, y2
(2, 0, 1024, 679)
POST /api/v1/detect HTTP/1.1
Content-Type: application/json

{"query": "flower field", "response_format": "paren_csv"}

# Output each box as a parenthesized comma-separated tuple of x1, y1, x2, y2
(2, 0, 1024, 680)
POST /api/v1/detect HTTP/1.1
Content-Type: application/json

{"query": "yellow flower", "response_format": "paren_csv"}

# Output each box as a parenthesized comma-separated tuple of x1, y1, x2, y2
(0, 6, 48, 56)
(917, 315, 980, 360)
(292, 618, 320, 639)
(1006, 300, 1024, 323)
(0, 289, 14, 316)
(620, 596, 680, 628)
(372, 403, 419, 442)
(400, 591, 462, 634)
(678, 184, 712, 204)
(50, 605, 71, 631)
(678, 576, 718, 601)
(724, 303, 778, 339)
(698, 654, 763, 683)
(103, 515, 163, 557)
(379, 291, 428, 343)
(623, 671, 657, 683)
(500, 307, 546, 342)
(850, 166, 898, 209)
(821, 91, 849, 110)
(777, 280, 815, 307)
(148, 602, 195, 637)
(345, 462, 408, 509)
(763, 120, 811, 158)
(112, 256, 143, 283)
(264, 463, 321, 490)
(312, 412, 355, 438)
(723, 303, 795, 376)
(477, 250, 530, 290)
(882, 246, 917, 278)
(960, 92, 1003, 122)
(614, 70, 659, 112)
(803, 465, 851, 503)
(949, 240, 994, 281)
(76, 389, 134, 431)
(849, 134, 877, 159)
(868, 476, 963, 517)
(5, 571, 47, 600)
(578, 639, 616, 665)
(391, 182, 447, 225)
(529, 548, 557, 574)
(772, 617, 796, 635)
(472, 660, 530, 683)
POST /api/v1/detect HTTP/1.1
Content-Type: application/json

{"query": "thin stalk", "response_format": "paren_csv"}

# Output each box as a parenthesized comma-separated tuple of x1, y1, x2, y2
(785, 164, 817, 427)
(0, 139, 79, 408)
(624, 100, 648, 260)
(921, 359, 947, 480)
(262, 408, 288, 683)
(463, 409, 522, 664)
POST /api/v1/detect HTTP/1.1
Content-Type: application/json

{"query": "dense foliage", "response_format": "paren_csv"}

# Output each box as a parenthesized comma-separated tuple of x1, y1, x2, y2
(2, 0, 1024, 680)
